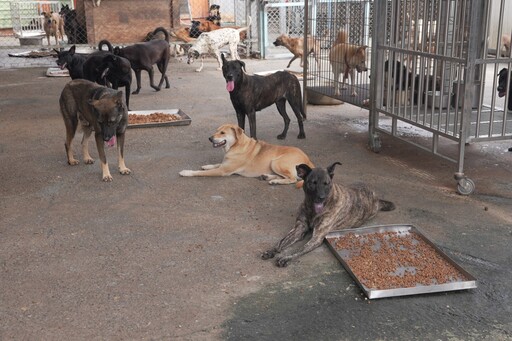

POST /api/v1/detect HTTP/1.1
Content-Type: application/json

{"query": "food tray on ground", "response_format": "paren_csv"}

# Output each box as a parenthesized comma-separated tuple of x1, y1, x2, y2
(46, 67, 70, 77)
(127, 109, 191, 128)
(325, 224, 477, 299)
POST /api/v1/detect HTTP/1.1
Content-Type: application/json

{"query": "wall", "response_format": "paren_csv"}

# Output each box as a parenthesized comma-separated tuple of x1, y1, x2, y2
(84, 0, 172, 44)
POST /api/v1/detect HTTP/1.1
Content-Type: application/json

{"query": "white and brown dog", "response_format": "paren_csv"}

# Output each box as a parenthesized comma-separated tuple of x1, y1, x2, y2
(187, 17, 251, 72)
(501, 34, 511, 58)
(329, 30, 368, 96)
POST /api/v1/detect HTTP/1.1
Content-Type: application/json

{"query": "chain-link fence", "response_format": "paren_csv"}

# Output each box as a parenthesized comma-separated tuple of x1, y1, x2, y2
(0, 0, 256, 69)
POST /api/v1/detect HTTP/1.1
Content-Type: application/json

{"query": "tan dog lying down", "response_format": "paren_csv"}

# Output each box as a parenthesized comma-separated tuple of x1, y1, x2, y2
(179, 124, 314, 185)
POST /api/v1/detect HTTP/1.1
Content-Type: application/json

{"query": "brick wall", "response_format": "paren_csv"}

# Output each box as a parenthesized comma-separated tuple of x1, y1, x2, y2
(84, 0, 172, 45)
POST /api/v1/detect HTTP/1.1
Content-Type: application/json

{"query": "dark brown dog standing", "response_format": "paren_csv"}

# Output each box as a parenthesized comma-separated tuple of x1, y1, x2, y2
(262, 162, 395, 267)
(221, 54, 306, 140)
(59, 79, 131, 181)
(272, 34, 320, 69)
(112, 27, 171, 94)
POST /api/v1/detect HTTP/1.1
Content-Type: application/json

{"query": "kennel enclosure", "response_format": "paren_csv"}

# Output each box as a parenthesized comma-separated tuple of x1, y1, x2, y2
(304, 0, 512, 195)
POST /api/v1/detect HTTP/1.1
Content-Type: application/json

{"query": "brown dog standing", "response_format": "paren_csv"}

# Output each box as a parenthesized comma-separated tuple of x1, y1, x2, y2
(273, 34, 320, 69)
(59, 79, 130, 181)
(329, 30, 368, 96)
(41, 11, 64, 46)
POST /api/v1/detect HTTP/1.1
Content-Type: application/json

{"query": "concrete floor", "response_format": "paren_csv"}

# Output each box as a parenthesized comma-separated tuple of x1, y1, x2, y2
(1, 56, 512, 340)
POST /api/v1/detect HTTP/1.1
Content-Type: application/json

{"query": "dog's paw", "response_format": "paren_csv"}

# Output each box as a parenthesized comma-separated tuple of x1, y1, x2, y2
(261, 249, 277, 260)
(119, 167, 131, 175)
(84, 158, 94, 165)
(297, 132, 306, 139)
(102, 174, 113, 182)
(277, 133, 287, 140)
(179, 170, 194, 177)
(275, 256, 291, 267)
(68, 158, 79, 166)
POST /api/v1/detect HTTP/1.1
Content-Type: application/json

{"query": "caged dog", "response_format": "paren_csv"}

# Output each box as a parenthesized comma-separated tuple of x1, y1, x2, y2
(272, 34, 321, 69)
(383, 59, 414, 105)
(497, 68, 512, 111)
(221, 54, 306, 140)
(179, 124, 314, 185)
(187, 16, 251, 72)
(41, 11, 64, 46)
(110, 27, 171, 94)
(329, 30, 368, 97)
(59, 5, 87, 44)
(262, 162, 395, 267)
(59, 79, 130, 182)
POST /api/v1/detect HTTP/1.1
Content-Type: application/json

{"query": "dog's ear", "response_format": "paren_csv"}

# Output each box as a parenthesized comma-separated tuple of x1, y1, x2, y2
(69, 45, 76, 55)
(239, 60, 246, 73)
(327, 162, 342, 179)
(296, 164, 312, 180)
(232, 125, 244, 139)
(221, 53, 227, 64)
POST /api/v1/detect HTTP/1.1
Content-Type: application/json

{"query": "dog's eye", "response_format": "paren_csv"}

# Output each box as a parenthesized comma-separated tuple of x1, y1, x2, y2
(220, 131, 225, 134)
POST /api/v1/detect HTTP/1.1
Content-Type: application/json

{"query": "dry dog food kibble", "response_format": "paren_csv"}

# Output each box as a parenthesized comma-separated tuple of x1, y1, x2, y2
(329, 231, 467, 290)
(128, 112, 181, 124)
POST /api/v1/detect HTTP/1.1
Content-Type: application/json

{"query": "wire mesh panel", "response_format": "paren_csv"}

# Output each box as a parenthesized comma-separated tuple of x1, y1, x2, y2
(305, 0, 373, 107)
(261, 0, 306, 60)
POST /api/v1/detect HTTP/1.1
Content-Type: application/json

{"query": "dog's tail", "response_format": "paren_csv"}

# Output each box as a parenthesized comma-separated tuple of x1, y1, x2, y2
(98, 39, 113, 52)
(152, 27, 170, 42)
(237, 16, 252, 32)
(379, 199, 396, 212)
(336, 30, 347, 45)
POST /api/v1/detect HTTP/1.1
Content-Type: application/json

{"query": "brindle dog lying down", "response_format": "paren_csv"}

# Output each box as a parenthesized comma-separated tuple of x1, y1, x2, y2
(262, 162, 395, 267)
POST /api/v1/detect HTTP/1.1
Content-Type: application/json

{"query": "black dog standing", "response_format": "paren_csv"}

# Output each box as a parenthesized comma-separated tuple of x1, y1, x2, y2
(221, 54, 306, 140)
(496, 68, 512, 151)
(497, 68, 512, 111)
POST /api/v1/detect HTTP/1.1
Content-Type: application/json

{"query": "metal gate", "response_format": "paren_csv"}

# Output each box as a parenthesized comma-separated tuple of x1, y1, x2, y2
(305, 0, 512, 195)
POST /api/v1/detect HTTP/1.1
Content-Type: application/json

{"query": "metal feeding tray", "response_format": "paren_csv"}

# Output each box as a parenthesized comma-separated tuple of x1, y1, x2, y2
(127, 109, 191, 129)
(325, 224, 477, 299)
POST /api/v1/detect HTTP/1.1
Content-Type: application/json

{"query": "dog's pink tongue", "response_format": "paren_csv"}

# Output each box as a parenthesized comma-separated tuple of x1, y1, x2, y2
(314, 203, 324, 214)
(105, 136, 116, 148)
(226, 80, 235, 92)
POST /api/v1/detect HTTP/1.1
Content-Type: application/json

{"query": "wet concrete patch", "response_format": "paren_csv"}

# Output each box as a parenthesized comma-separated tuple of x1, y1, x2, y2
(223, 261, 512, 341)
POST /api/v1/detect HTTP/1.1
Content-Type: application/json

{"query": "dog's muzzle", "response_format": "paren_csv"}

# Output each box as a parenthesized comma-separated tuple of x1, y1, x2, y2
(313, 201, 325, 214)
(209, 137, 226, 148)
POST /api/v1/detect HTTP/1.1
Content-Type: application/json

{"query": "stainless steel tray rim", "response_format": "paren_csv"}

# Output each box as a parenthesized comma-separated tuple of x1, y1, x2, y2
(325, 224, 477, 299)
